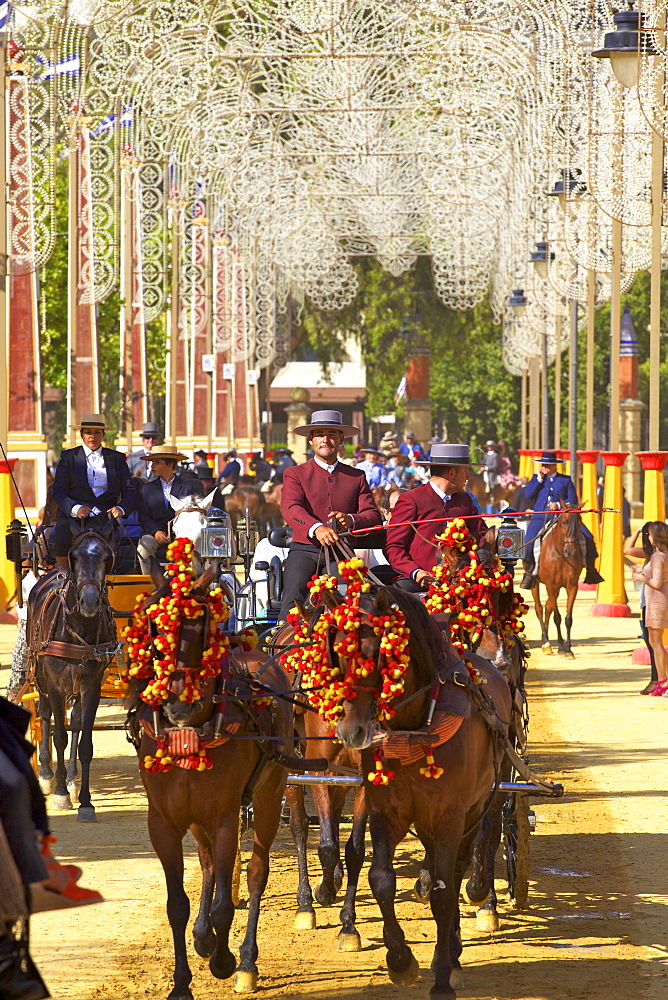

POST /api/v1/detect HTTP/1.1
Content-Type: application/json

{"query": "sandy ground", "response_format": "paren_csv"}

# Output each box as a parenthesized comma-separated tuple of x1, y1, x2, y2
(3, 568, 668, 1000)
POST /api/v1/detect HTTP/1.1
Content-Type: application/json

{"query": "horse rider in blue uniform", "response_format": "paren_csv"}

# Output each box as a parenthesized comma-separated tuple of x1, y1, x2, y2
(519, 450, 603, 589)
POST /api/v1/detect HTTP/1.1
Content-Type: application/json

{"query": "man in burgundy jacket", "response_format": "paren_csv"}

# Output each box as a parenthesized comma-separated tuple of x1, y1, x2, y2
(279, 410, 384, 620)
(386, 442, 488, 588)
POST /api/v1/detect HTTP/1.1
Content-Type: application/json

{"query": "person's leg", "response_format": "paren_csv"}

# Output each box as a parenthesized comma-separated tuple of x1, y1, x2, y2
(279, 546, 321, 621)
(0, 750, 47, 885)
(581, 525, 604, 584)
(137, 533, 160, 574)
(647, 627, 668, 693)
(520, 521, 540, 588)
(52, 517, 73, 570)
(640, 609, 658, 690)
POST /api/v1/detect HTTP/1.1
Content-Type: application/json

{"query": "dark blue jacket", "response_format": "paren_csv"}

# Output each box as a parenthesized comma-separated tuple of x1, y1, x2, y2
(139, 473, 205, 536)
(52, 445, 137, 517)
(523, 472, 577, 523)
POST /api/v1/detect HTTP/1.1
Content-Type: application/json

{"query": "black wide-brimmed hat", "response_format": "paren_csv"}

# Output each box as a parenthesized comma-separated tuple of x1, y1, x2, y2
(72, 412, 110, 430)
(533, 450, 565, 464)
(293, 409, 359, 438)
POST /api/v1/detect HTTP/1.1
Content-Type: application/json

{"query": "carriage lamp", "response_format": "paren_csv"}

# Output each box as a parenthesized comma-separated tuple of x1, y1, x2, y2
(592, 5, 656, 90)
(6, 518, 28, 608)
(496, 508, 525, 563)
(200, 507, 233, 560)
(236, 514, 260, 559)
(530, 241, 555, 279)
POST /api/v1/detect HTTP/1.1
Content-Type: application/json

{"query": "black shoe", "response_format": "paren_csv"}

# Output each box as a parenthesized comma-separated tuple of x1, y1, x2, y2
(584, 566, 603, 585)
(520, 572, 536, 590)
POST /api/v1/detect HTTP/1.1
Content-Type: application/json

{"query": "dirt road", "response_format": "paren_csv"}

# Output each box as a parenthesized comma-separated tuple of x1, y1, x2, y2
(2, 577, 668, 1000)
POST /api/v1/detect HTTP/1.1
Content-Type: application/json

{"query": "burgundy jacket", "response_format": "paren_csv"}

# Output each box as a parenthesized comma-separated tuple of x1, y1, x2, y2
(281, 460, 383, 546)
(386, 483, 487, 578)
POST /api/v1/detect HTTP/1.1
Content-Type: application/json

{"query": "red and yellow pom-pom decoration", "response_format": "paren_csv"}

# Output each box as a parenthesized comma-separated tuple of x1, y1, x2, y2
(143, 736, 213, 773)
(121, 537, 230, 708)
(281, 557, 410, 728)
(367, 747, 395, 785)
(424, 518, 525, 650)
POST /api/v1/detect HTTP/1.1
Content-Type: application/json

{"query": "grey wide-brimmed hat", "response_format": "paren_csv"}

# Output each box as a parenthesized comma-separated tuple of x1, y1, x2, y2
(293, 409, 359, 438)
(422, 443, 473, 467)
(140, 421, 161, 437)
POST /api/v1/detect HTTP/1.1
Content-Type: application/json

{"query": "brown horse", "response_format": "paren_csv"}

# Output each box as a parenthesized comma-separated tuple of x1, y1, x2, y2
(270, 622, 368, 950)
(221, 485, 283, 537)
(531, 506, 583, 656)
(129, 568, 294, 998)
(322, 586, 511, 999)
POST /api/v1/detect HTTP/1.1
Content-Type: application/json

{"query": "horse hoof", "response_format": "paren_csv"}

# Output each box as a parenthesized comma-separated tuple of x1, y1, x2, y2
(193, 932, 216, 958)
(413, 880, 431, 905)
(561, 650, 575, 658)
(67, 781, 79, 804)
(76, 806, 97, 822)
(315, 885, 337, 907)
(449, 967, 464, 990)
(293, 910, 316, 930)
(337, 931, 362, 953)
(461, 883, 488, 907)
(209, 952, 236, 980)
(52, 794, 73, 811)
(233, 970, 258, 993)
(388, 954, 419, 987)
(38, 776, 55, 795)
(541, 644, 553, 654)
(167, 989, 193, 1000)
(476, 909, 500, 932)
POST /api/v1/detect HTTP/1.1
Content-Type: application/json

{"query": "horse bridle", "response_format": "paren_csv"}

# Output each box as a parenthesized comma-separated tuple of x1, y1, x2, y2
(68, 530, 116, 593)
(550, 508, 581, 565)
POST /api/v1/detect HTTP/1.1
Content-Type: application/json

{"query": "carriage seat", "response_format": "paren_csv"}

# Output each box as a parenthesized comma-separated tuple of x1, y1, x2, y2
(268, 526, 292, 548)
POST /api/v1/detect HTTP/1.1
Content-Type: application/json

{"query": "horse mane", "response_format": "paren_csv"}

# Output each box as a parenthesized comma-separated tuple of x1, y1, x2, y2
(362, 586, 442, 689)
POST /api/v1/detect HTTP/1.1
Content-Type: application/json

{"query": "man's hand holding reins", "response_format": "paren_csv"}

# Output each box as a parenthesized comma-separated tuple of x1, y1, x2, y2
(108, 506, 124, 519)
(314, 523, 340, 546)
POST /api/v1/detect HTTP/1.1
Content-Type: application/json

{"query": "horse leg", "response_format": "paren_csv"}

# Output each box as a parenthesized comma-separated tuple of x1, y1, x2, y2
(191, 825, 216, 958)
(462, 815, 490, 907)
(414, 840, 434, 904)
(337, 787, 367, 952)
(67, 696, 81, 803)
(286, 785, 316, 930)
(532, 584, 551, 652)
(234, 771, 285, 993)
(76, 680, 102, 822)
(312, 783, 341, 906)
(147, 807, 192, 1000)
(48, 688, 72, 811)
(368, 815, 418, 986)
(430, 825, 466, 1000)
(552, 598, 566, 654)
(37, 692, 54, 795)
(208, 812, 240, 983)
(472, 756, 511, 933)
(564, 585, 577, 657)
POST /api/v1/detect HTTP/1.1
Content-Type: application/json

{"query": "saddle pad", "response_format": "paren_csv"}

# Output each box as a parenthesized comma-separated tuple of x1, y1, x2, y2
(374, 712, 464, 766)
(168, 728, 200, 757)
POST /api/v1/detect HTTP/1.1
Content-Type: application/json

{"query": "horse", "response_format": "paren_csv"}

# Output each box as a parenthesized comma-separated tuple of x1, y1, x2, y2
(269, 622, 368, 951)
(128, 563, 295, 998)
(27, 521, 118, 821)
(221, 485, 283, 538)
(530, 505, 583, 656)
(318, 585, 512, 998)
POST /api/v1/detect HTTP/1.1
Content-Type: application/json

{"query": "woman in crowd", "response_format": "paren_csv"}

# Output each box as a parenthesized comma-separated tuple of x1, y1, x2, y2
(625, 523, 658, 694)
(631, 521, 668, 696)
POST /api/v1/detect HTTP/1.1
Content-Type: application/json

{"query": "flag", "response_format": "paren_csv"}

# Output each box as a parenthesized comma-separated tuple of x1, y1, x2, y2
(394, 376, 406, 406)
(36, 54, 81, 80)
(0, 2, 12, 30)
(90, 106, 132, 138)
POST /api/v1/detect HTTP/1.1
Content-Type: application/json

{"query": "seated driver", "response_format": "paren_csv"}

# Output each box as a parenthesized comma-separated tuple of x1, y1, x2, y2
(137, 445, 205, 573)
(386, 443, 487, 589)
(279, 410, 384, 621)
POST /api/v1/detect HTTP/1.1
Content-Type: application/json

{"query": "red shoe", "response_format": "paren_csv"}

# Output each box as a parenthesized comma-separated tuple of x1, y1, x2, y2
(650, 679, 668, 696)
(30, 880, 104, 912)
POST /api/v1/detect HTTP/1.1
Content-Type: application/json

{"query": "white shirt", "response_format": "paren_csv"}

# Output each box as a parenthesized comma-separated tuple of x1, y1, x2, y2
(429, 480, 452, 503)
(161, 475, 176, 508)
(71, 444, 125, 517)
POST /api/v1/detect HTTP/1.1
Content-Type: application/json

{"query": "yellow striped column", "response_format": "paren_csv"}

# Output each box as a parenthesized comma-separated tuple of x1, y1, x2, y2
(592, 451, 631, 617)
(636, 452, 667, 524)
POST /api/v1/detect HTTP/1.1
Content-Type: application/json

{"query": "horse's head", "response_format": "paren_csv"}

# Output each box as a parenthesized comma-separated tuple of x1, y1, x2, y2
(310, 588, 442, 750)
(170, 488, 218, 551)
(558, 504, 582, 560)
(69, 521, 116, 617)
(476, 626, 511, 672)
(146, 563, 220, 729)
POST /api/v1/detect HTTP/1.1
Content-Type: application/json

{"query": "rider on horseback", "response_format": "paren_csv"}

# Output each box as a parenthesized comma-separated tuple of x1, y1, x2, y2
(51, 413, 137, 568)
(519, 450, 603, 589)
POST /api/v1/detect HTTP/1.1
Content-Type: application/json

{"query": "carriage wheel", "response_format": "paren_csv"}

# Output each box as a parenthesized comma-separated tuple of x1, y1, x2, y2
(502, 790, 530, 908)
